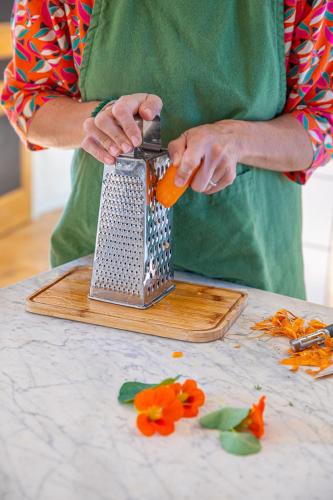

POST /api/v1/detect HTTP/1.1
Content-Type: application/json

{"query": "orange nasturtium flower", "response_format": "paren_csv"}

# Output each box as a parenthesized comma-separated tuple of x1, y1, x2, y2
(171, 379, 205, 418)
(134, 386, 184, 436)
(241, 395, 266, 438)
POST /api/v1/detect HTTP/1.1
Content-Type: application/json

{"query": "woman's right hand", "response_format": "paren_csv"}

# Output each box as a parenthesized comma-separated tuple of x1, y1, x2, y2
(81, 93, 163, 164)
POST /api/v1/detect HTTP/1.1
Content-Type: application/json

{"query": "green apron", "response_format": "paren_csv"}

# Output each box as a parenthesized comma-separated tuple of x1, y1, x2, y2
(51, 0, 306, 299)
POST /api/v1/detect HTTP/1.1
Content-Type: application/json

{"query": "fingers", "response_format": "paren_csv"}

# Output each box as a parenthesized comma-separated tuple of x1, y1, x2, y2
(81, 135, 115, 165)
(113, 93, 163, 146)
(169, 133, 205, 187)
(168, 134, 187, 167)
(82, 93, 163, 165)
(167, 123, 239, 194)
(95, 109, 133, 153)
(138, 94, 163, 121)
(84, 117, 121, 156)
(191, 144, 222, 192)
(111, 98, 142, 147)
(96, 93, 163, 152)
(203, 162, 237, 194)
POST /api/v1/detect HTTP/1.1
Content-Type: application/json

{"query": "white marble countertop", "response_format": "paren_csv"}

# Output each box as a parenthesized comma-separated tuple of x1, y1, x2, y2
(0, 256, 332, 500)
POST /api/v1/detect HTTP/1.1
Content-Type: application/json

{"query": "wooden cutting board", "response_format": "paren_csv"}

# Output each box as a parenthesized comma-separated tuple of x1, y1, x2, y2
(26, 266, 247, 343)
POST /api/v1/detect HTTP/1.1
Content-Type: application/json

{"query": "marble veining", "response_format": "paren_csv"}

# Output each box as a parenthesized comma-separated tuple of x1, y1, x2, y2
(0, 256, 332, 500)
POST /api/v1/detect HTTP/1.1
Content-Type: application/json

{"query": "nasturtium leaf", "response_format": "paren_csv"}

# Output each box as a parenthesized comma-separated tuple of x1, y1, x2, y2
(220, 431, 261, 456)
(118, 382, 155, 404)
(118, 376, 180, 404)
(199, 410, 224, 429)
(218, 408, 250, 431)
(200, 407, 249, 431)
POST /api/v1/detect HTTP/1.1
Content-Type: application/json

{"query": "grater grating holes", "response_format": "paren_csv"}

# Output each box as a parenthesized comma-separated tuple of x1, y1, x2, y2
(92, 170, 144, 295)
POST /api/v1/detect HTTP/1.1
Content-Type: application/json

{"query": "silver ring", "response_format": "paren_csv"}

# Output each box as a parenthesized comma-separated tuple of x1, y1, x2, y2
(209, 179, 218, 187)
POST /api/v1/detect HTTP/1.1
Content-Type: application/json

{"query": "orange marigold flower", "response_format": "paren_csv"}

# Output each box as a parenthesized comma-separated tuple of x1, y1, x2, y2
(242, 395, 266, 438)
(171, 379, 205, 418)
(134, 386, 184, 436)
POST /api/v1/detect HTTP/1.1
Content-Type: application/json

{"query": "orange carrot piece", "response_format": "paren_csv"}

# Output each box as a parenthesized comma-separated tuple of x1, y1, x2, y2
(172, 351, 184, 358)
(156, 163, 199, 208)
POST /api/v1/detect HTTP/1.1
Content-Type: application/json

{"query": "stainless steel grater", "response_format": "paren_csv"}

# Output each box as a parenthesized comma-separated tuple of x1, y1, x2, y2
(89, 116, 175, 308)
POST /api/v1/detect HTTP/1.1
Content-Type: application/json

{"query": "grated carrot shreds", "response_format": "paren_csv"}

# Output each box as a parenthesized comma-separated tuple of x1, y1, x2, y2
(280, 338, 333, 375)
(252, 309, 327, 340)
(252, 309, 333, 376)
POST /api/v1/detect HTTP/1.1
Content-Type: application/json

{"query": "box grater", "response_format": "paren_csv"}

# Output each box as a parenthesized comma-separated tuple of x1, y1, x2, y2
(89, 116, 175, 308)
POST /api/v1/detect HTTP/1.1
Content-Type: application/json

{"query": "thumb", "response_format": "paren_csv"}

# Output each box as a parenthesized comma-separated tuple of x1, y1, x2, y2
(168, 134, 187, 167)
(138, 94, 163, 121)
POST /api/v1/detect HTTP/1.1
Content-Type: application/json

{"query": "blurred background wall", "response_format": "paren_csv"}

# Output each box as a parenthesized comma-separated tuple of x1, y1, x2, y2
(302, 165, 333, 305)
(31, 149, 72, 218)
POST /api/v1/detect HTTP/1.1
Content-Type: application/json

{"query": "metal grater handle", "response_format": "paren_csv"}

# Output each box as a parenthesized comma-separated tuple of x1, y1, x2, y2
(134, 115, 161, 152)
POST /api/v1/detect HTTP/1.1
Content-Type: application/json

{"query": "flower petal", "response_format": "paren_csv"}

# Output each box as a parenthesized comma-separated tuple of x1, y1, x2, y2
(137, 414, 155, 436)
(248, 396, 266, 438)
(182, 379, 198, 392)
(183, 405, 199, 418)
(134, 388, 155, 410)
(154, 386, 176, 407)
(190, 389, 205, 407)
(154, 419, 175, 436)
(163, 398, 184, 421)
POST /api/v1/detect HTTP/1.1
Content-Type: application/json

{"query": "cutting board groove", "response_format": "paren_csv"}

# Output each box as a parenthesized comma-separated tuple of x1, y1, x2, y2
(26, 266, 247, 343)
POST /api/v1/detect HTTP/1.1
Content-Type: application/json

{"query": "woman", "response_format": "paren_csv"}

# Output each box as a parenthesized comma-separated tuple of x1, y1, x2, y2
(2, 0, 333, 299)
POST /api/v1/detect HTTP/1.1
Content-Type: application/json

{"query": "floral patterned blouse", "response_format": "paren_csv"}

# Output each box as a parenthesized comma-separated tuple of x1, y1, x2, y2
(1, 0, 333, 184)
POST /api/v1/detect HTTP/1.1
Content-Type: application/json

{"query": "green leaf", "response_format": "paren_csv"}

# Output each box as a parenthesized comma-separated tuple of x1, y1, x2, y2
(118, 382, 155, 404)
(200, 410, 224, 429)
(220, 431, 261, 456)
(200, 407, 249, 431)
(118, 376, 180, 404)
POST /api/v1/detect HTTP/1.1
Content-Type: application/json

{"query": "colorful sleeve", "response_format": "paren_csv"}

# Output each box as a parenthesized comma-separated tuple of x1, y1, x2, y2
(284, 0, 333, 184)
(0, 0, 81, 150)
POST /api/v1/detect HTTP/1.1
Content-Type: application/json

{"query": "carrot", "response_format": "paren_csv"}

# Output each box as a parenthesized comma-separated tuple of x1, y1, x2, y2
(156, 163, 199, 208)
(252, 309, 333, 376)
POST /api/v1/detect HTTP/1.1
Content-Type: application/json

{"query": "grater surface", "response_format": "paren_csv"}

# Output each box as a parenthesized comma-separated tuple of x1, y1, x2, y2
(90, 149, 175, 308)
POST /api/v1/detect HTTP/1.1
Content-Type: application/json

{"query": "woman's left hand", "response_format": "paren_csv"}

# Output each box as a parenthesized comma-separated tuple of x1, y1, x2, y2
(168, 120, 244, 194)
